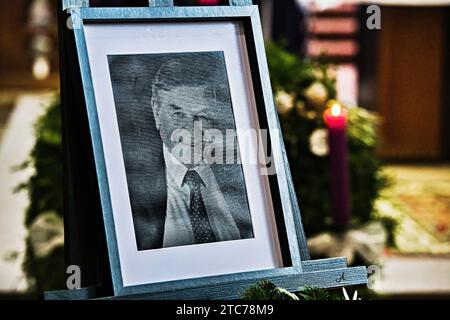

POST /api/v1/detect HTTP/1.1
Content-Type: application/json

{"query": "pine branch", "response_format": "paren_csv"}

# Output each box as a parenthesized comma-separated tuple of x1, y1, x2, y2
(242, 280, 344, 301)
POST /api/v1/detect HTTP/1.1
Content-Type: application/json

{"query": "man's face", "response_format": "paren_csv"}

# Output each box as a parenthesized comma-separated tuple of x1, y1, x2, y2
(154, 85, 214, 159)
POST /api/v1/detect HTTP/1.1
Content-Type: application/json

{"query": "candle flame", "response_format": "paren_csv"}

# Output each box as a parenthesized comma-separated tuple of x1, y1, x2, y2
(330, 103, 342, 117)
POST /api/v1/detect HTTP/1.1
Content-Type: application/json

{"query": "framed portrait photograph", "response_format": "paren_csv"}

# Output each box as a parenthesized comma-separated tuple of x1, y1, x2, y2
(64, 1, 367, 299)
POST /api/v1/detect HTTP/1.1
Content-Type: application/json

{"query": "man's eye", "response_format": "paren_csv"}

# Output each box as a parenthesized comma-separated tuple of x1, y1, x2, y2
(173, 111, 185, 118)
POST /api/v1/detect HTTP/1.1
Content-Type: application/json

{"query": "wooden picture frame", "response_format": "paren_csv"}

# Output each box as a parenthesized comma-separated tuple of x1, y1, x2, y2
(46, 0, 367, 300)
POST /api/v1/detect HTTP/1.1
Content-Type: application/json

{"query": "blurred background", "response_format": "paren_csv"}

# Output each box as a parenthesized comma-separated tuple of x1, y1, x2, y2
(0, 0, 449, 299)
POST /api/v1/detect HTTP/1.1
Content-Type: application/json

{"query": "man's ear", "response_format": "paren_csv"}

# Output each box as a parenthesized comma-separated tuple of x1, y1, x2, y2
(152, 100, 161, 130)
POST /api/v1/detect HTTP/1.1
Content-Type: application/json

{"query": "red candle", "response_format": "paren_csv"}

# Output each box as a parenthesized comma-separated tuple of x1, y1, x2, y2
(324, 101, 351, 229)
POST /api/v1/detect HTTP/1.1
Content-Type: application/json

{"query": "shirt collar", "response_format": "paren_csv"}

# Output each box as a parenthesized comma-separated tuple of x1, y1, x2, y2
(163, 144, 213, 189)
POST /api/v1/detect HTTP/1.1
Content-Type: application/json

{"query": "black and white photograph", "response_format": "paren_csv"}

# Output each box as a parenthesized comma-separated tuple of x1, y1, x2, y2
(84, 21, 283, 286)
(108, 51, 254, 250)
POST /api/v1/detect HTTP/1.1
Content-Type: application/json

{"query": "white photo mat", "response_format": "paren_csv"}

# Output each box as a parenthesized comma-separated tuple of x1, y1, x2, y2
(84, 20, 283, 287)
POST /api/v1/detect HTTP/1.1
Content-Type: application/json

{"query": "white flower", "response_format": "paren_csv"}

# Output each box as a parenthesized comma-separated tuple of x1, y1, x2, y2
(309, 128, 329, 157)
(275, 90, 295, 116)
(304, 81, 328, 109)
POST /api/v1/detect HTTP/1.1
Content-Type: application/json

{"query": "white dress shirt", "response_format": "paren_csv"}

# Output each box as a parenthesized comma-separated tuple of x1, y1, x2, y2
(162, 145, 241, 248)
